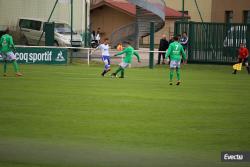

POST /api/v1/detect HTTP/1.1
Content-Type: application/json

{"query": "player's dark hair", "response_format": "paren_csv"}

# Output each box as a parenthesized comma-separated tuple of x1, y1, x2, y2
(104, 38, 109, 41)
(173, 36, 179, 41)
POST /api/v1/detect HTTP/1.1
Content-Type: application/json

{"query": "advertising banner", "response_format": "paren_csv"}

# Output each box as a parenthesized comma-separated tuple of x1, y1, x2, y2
(0, 47, 68, 64)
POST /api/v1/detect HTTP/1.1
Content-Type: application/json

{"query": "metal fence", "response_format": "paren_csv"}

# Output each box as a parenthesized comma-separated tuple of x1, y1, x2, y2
(175, 21, 250, 64)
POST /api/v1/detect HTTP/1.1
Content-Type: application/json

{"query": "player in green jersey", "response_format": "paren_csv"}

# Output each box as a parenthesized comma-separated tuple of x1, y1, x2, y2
(165, 36, 186, 85)
(0, 29, 22, 77)
(111, 41, 141, 78)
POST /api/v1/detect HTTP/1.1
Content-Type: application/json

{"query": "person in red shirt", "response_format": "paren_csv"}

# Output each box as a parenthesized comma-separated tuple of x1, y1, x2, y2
(232, 43, 249, 74)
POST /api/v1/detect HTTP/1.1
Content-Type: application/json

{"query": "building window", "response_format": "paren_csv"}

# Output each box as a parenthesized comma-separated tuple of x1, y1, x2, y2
(243, 10, 250, 24)
(225, 11, 233, 23)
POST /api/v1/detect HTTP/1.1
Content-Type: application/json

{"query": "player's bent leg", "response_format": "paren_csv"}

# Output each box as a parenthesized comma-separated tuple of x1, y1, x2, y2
(106, 57, 111, 72)
(169, 60, 176, 85)
(120, 69, 125, 78)
(101, 65, 111, 77)
(175, 61, 181, 85)
(176, 67, 181, 80)
(113, 62, 128, 78)
(7, 52, 22, 76)
(106, 64, 111, 72)
(112, 66, 122, 78)
(101, 58, 111, 76)
(107, 57, 111, 66)
(169, 68, 174, 85)
(176, 68, 181, 85)
(101, 70, 106, 77)
(12, 60, 18, 72)
(11, 60, 22, 77)
(114, 66, 123, 75)
(3, 60, 7, 76)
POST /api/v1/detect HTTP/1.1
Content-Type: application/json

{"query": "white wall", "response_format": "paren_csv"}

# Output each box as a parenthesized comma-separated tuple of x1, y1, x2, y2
(0, 0, 90, 32)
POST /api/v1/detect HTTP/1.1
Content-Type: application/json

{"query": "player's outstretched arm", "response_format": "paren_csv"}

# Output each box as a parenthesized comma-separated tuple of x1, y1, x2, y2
(114, 48, 127, 57)
(90, 45, 100, 54)
(133, 51, 141, 62)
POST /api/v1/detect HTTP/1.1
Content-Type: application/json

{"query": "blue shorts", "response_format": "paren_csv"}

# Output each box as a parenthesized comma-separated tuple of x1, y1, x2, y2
(102, 55, 110, 69)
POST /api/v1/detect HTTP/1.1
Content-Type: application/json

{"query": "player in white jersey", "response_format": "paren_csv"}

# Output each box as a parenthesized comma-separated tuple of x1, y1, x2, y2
(93, 38, 111, 76)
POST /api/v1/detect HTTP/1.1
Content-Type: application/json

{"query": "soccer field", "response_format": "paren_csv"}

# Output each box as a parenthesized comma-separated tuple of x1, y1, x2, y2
(0, 64, 249, 167)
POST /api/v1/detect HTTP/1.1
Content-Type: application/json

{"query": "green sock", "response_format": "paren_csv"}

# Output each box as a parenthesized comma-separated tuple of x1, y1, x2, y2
(12, 60, 19, 73)
(121, 69, 124, 77)
(4, 61, 7, 73)
(115, 66, 123, 75)
(170, 69, 174, 82)
(176, 68, 181, 81)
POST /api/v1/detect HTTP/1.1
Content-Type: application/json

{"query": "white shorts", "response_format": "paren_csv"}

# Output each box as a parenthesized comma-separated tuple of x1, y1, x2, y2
(170, 60, 181, 68)
(119, 62, 129, 69)
(1, 52, 16, 61)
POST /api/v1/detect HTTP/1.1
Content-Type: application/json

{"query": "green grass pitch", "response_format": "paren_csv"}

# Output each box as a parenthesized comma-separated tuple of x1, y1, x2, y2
(0, 63, 249, 167)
